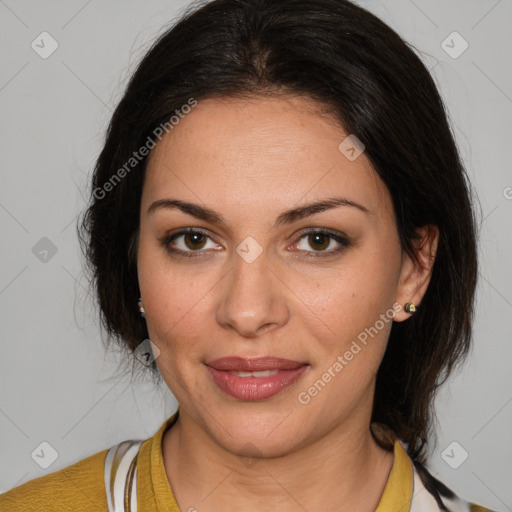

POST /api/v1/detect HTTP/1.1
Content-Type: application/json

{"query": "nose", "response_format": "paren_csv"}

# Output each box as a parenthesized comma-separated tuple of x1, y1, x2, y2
(216, 246, 290, 338)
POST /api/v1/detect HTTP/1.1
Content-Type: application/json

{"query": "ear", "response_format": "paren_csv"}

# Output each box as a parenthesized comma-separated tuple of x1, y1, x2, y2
(393, 225, 439, 322)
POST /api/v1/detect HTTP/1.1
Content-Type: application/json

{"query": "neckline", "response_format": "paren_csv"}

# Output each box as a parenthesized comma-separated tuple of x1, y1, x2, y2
(145, 410, 413, 512)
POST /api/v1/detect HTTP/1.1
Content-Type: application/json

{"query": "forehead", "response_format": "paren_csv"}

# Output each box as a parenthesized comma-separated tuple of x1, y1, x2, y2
(142, 95, 391, 220)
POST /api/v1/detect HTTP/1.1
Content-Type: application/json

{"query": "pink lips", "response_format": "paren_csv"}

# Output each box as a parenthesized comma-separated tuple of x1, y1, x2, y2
(205, 357, 309, 401)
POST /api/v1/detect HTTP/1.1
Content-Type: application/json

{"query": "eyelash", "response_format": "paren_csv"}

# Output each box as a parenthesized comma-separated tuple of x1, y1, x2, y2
(159, 228, 350, 259)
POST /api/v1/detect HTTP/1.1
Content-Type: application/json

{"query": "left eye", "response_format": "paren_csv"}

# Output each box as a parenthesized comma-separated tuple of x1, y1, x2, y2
(293, 231, 349, 254)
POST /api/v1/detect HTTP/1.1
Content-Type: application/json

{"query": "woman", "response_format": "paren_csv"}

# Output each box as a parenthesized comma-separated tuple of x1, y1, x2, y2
(0, 0, 499, 511)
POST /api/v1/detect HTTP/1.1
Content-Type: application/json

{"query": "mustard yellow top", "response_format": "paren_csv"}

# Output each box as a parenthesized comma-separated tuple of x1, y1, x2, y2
(0, 411, 496, 512)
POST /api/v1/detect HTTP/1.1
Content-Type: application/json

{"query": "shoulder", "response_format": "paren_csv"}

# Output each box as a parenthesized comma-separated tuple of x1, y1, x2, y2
(411, 459, 500, 512)
(0, 448, 109, 512)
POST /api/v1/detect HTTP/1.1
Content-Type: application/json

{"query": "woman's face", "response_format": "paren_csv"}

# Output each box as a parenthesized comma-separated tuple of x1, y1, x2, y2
(137, 95, 422, 456)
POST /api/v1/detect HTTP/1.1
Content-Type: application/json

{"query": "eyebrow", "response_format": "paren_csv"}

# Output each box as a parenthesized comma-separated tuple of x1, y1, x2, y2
(147, 196, 371, 229)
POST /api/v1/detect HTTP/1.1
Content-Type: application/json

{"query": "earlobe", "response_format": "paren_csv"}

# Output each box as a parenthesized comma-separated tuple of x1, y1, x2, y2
(404, 303, 417, 314)
(138, 297, 146, 318)
(394, 225, 439, 322)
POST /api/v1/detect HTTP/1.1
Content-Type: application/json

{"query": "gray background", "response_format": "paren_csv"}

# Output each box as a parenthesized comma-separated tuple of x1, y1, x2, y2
(0, 0, 511, 509)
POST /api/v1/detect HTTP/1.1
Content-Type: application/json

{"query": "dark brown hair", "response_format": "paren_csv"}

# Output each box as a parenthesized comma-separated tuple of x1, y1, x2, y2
(78, 0, 478, 464)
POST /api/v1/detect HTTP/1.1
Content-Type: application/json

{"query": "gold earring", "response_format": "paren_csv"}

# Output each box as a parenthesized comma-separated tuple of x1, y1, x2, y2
(138, 297, 146, 318)
(404, 303, 417, 314)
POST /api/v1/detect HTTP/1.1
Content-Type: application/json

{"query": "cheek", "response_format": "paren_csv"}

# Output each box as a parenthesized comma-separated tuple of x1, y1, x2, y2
(297, 247, 400, 338)
(293, 245, 401, 398)
(138, 238, 217, 331)
(137, 245, 218, 383)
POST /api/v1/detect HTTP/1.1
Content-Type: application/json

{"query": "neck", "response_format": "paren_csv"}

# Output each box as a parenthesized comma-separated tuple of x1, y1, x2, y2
(162, 409, 394, 512)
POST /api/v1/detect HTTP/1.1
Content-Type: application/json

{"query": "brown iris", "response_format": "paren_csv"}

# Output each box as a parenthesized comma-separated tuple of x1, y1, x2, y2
(308, 233, 330, 251)
(184, 233, 208, 250)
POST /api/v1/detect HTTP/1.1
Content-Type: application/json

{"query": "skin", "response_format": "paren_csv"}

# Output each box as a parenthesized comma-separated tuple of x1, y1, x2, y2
(136, 94, 438, 512)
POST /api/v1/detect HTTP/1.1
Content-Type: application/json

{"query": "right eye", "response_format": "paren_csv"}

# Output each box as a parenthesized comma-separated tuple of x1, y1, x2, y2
(160, 228, 222, 257)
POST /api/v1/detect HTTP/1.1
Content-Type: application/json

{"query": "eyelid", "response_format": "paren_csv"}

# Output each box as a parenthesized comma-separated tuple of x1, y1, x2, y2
(293, 227, 349, 242)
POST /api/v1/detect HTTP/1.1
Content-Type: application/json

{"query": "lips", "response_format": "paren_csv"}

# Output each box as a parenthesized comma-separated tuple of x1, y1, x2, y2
(205, 356, 309, 401)
(205, 356, 305, 372)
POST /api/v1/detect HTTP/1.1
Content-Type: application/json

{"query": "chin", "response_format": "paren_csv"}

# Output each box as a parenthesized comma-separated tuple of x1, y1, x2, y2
(204, 408, 303, 453)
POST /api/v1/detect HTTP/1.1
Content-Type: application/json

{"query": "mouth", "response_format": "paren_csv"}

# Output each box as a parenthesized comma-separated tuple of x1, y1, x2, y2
(205, 356, 309, 401)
